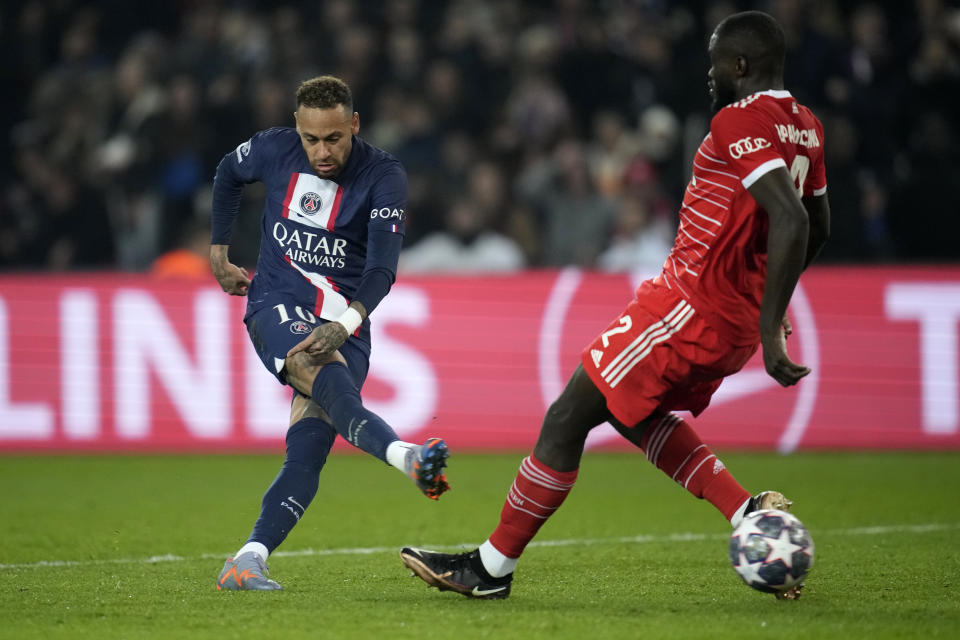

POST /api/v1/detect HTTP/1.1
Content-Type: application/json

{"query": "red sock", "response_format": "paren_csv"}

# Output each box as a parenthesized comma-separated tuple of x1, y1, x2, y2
(641, 413, 749, 521)
(488, 454, 578, 558)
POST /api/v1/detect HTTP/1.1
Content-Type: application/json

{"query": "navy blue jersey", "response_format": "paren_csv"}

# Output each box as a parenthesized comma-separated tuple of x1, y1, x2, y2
(211, 127, 407, 346)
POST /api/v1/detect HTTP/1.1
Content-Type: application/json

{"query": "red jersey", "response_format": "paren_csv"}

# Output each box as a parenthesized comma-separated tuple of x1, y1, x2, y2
(657, 90, 826, 345)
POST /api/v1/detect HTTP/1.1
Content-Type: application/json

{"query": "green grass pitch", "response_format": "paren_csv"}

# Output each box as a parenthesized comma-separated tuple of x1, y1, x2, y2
(2, 450, 958, 639)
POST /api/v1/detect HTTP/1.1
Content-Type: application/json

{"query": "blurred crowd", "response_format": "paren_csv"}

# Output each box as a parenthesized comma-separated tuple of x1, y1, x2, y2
(1, 0, 959, 275)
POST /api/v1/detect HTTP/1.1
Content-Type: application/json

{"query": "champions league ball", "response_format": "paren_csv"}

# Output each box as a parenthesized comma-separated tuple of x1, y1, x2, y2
(729, 509, 814, 595)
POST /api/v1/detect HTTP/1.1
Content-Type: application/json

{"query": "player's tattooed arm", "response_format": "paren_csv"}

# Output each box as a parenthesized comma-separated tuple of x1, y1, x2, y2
(287, 302, 368, 360)
(210, 244, 251, 296)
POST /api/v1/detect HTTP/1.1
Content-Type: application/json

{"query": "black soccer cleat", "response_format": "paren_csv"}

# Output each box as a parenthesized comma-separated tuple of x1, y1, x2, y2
(400, 547, 512, 599)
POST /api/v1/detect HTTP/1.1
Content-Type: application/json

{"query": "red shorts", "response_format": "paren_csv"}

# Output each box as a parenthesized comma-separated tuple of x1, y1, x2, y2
(581, 279, 757, 427)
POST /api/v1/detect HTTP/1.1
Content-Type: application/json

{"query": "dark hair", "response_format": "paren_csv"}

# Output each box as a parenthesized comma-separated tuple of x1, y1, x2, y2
(295, 75, 353, 111)
(714, 11, 786, 78)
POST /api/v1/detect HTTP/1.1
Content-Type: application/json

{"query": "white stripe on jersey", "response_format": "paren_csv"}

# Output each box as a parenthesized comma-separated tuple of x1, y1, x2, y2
(679, 212, 717, 237)
(687, 192, 730, 211)
(687, 183, 731, 203)
(692, 161, 739, 180)
(742, 157, 787, 188)
(679, 227, 711, 250)
(692, 175, 736, 192)
(286, 260, 349, 320)
(696, 148, 728, 165)
(672, 255, 699, 276)
(682, 204, 724, 225)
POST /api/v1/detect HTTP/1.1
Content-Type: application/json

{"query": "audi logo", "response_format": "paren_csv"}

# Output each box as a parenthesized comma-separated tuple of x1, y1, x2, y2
(728, 137, 771, 159)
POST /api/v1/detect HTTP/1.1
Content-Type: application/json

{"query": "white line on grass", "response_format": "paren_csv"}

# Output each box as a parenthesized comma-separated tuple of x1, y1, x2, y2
(2, 522, 958, 571)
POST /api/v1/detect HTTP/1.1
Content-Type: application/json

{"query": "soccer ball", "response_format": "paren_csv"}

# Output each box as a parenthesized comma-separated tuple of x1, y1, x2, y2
(729, 509, 814, 594)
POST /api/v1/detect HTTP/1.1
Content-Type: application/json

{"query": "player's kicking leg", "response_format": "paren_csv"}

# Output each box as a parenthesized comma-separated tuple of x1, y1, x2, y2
(286, 343, 450, 500)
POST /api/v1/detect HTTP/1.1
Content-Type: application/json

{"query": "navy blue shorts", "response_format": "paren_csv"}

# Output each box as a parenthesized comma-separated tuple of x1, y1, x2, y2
(245, 302, 370, 390)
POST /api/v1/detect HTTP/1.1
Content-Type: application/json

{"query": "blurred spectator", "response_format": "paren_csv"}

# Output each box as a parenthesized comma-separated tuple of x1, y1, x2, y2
(1, 0, 958, 272)
(150, 219, 210, 279)
(400, 197, 525, 273)
(520, 138, 617, 267)
(597, 194, 673, 275)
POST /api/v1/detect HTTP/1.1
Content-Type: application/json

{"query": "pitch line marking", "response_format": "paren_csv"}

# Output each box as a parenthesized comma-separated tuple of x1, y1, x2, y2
(1, 522, 958, 570)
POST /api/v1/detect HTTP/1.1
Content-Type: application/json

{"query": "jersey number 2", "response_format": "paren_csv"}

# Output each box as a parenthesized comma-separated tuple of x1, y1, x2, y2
(789, 155, 810, 197)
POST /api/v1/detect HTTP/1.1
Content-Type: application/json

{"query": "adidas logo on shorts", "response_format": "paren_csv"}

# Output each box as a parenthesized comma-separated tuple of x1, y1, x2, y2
(591, 349, 603, 367)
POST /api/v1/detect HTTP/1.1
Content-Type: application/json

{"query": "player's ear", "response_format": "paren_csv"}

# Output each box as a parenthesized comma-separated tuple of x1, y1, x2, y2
(351, 112, 360, 135)
(735, 56, 748, 78)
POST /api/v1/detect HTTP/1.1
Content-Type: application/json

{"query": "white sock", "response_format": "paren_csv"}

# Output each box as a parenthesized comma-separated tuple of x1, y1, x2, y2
(729, 498, 751, 529)
(235, 541, 269, 562)
(479, 540, 517, 578)
(386, 440, 415, 473)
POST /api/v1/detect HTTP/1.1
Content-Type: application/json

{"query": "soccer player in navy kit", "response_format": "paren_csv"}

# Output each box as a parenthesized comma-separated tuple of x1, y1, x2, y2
(211, 76, 450, 591)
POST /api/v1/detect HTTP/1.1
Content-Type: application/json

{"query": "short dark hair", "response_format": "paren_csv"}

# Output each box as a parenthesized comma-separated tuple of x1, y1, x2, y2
(295, 75, 353, 111)
(714, 11, 786, 78)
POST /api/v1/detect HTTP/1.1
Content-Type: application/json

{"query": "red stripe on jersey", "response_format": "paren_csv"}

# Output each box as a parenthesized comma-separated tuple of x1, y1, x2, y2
(283, 253, 325, 316)
(281, 174, 298, 219)
(324, 274, 340, 293)
(326, 186, 344, 231)
(313, 288, 325, 319)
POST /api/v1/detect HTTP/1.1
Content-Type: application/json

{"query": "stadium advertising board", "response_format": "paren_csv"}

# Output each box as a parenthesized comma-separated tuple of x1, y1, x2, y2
(1, 267, 958, 452)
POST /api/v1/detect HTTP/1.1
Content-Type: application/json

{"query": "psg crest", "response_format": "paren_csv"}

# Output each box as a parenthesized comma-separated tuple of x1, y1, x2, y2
(299, 192, 322, 216)
(289, 320, 313, 334)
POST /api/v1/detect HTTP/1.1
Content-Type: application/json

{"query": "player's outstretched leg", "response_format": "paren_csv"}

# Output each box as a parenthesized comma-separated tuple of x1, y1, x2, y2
(619, 412, 753, 522)
(400, 547, 511, 599)
(312, 362, 452, 499)
(311, 361, 401, 461)
(217, 551, 282, 591)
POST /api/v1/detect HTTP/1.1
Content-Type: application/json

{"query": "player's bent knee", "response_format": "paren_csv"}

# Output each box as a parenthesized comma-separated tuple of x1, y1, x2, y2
(284, 351, 346, 397)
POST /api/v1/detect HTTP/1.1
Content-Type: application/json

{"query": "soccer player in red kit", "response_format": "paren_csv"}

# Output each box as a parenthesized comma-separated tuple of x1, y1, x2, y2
(400, 10, 830, 601)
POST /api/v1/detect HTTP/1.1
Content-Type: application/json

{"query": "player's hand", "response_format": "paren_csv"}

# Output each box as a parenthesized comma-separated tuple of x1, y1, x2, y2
(287, 322, 348, 359)
(761, 331, 810, 387)
(211, 261, 251, 296)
